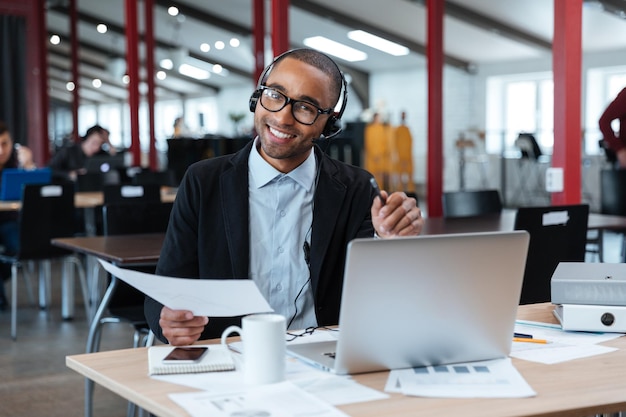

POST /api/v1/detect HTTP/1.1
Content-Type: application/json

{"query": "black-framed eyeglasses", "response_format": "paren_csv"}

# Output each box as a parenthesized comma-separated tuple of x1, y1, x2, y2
(258, 86, 333, 125)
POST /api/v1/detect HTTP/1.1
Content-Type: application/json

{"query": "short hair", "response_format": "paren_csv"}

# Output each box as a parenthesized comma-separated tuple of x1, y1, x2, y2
(269, 48, 343, 107)
(0, 121, 8, 136)
(82, 125, 107, 141)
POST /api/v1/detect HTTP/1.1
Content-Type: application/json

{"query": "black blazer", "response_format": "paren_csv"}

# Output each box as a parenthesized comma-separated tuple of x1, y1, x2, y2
(145, 141, 376, 342)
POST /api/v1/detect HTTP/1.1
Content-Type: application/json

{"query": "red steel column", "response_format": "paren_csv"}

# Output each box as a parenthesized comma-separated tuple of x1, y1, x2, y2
(253, 0, 265, 82)
(271, 0, 289, 57)
(144, 0, 157, 170)
(34, 0, 49, 162)
(552, 0, 582, 205)
(125, 0, 141, 166)
(426, 0, 444, 217)
(69, 0, 79, 142)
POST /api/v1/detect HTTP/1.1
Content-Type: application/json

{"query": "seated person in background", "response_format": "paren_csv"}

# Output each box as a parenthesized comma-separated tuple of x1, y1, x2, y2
(145, 48, 424, 346)
(48, 124, 115, 181)
(599, 87, 626, 168)
(0, 121, 36, 310)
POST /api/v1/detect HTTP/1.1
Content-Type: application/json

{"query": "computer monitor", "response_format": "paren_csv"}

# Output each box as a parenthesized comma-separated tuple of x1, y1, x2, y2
(84, 154, 126, 174)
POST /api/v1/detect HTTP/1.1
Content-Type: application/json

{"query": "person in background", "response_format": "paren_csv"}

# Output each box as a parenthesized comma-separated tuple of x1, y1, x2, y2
(0, 121, 36, 310)
(145, 48, 424, 346)
(599, 87, 626, 167)
(48, 124, 115, 181)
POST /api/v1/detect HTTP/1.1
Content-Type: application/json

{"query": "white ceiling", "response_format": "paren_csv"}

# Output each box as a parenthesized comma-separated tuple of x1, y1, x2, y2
(45, 0, 626, 105)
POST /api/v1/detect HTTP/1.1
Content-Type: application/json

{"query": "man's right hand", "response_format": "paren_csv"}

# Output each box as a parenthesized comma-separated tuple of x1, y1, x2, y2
(159, 306, 209, 346)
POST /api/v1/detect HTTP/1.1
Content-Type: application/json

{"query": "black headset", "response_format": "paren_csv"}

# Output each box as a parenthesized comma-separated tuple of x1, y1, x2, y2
(248, 49, 348, 140)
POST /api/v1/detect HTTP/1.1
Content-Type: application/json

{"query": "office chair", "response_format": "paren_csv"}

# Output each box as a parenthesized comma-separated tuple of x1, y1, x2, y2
(0, 183, 89, 340)
(514, 204, 589, 304)
(595, 169, 626, 262)
(102, 183, 161, 204)
(84, 200, 172, 417)
(131, 169, 178, 187)
(442, 189, 502, 218)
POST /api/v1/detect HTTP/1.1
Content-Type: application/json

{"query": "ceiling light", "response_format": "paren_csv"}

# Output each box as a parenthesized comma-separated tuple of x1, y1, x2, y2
(92, 79, 102, 88)
(229, 38, 240, 48)
(66, 81, 75, 91)
(167, 6, 179, 16)
(96, 24, 108, 34)
(212, 64, 223, 74)
(200, 43, 210, 53)
(347, 30, 409, 56)
(160, 59, 174, 70)
(215, 41, 225, 50)
(50, 34, 60, 45)
(179, 64, 210, 80)
(303, 36, 367, 62)
(156, 71, 167, 80)
(122, 75, 130, 84)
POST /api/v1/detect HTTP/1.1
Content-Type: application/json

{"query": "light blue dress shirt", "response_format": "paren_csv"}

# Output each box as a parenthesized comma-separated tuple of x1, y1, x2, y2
(248, 139, 317, 330)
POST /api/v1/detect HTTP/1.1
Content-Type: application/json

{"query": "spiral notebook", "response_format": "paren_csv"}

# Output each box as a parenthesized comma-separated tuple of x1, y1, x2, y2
(148, 345, 235, 375)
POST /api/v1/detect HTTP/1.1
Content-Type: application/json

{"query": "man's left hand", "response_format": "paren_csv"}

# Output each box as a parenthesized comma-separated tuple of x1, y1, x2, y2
(371, 191, 423, 237)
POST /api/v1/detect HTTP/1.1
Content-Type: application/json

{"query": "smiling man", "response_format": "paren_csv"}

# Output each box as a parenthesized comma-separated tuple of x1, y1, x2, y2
(145, 48, 424, 346)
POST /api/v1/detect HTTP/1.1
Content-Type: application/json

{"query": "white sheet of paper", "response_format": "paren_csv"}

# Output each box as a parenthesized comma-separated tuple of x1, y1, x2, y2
(509, 320, 621, 364)
(168, 381, 350, 417)
(97, 259, 272, 316)
(391, 358, 536, 398)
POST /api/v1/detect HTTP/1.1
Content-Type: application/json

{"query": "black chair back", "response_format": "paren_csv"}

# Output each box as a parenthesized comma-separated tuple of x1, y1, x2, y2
(442, 189, 502, 218)
(102, 201, 173, 315)
(18, 183, 76, 260)
(132, 169, 178, 187)
(76, 171, 120, 192)
(601, 169, 626, 215)
(103, 184, 161, 204)
(514, 204, 589, 304)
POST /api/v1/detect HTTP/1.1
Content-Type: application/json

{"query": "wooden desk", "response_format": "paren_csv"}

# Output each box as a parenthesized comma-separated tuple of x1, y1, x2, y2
(52, 234, 165, 266)
(422, 210, 626, 235)
(66, 303, 626, 417)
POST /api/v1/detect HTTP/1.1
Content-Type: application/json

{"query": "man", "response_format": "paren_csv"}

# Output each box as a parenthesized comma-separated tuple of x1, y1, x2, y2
(48, 124, 115, 181)
(0, 121, 36, 310)
(599, 87, 626, 167)
(145, 49, 423, 345)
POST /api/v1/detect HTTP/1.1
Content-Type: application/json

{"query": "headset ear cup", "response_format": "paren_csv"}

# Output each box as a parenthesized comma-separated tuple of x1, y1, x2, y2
(249, 90, 261, 112)
(322, 115, 342, 139)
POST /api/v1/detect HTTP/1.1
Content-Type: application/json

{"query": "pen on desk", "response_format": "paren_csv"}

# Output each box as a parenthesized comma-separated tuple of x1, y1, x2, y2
(513, 337, 549, 344)
(513, 332, 533, 339)
(369, 177, 386, 205)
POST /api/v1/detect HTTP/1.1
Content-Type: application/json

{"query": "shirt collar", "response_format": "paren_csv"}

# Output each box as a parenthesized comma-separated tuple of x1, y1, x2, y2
(249, 137, 317, 191)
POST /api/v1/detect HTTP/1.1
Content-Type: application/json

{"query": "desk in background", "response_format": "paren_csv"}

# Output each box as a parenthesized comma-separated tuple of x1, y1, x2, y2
(66, 303, 626, 417)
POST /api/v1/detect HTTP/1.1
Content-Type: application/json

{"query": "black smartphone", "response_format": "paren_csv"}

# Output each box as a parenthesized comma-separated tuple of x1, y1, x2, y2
(162, 347, 208, 364)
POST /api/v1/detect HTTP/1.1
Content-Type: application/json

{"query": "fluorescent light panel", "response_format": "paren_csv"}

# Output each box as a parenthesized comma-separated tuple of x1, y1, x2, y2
(303, 36, 367, 62)
(348, 30, 409, 56)
(179, 64, 210, 80)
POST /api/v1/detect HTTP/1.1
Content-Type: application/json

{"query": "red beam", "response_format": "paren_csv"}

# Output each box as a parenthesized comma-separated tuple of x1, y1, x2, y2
(144, 0, 157, 170)
(69, 0, 79, 142)
(271, 0, 289, 56)
(427, 0, 444, 217)
(552, 0, 582, 205)
(253, 0, 265, 83)
(125, 0, 141, 166)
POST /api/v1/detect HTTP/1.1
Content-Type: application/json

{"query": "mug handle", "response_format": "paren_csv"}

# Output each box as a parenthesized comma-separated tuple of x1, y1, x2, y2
(220, 325, 242, 351)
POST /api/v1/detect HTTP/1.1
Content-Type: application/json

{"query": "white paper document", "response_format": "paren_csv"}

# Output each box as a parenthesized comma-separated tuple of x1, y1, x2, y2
(97, 259, 272, 316)
(387, 358, 536, 398)
(510, 320, 621, 364)
(169, 380, 350, 417)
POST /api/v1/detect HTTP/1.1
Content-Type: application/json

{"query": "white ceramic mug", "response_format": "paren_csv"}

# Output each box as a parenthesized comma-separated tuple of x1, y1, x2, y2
(220, 313, 286, 385)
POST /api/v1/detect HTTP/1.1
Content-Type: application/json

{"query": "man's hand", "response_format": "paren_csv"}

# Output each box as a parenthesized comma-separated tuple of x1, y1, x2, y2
(159, 306, 209, 346)
(371, 191, 423, 237)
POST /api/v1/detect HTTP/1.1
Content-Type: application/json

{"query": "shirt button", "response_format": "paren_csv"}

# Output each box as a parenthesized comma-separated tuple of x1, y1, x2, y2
(276, 284, 283, 291)
(280, 210, 286, 217)
(278, 247, 284, 254)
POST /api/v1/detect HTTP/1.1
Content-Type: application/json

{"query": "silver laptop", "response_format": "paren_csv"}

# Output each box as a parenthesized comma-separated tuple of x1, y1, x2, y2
(287, 231, 530, 375)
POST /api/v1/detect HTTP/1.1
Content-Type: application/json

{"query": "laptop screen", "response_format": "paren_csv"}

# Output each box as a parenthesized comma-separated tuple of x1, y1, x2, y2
(84, 154, 126, 174)
(0, 168, 52, 201)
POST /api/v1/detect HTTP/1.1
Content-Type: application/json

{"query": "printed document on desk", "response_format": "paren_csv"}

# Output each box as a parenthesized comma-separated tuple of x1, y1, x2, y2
(98, 259, 272, 316)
